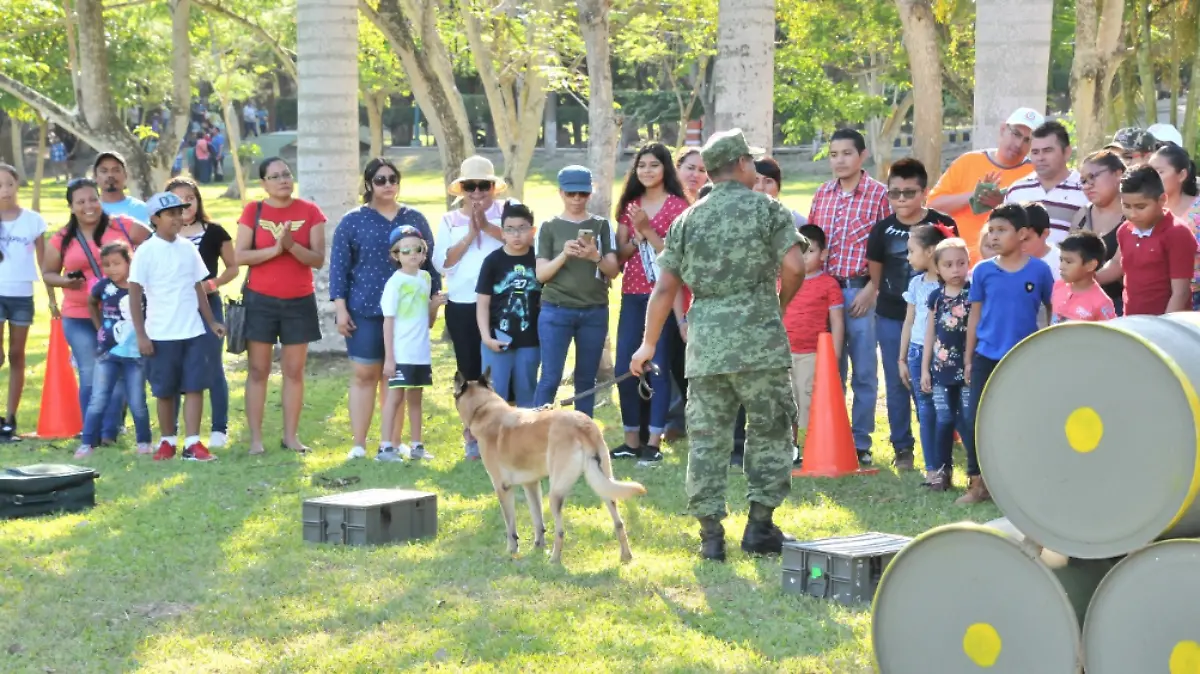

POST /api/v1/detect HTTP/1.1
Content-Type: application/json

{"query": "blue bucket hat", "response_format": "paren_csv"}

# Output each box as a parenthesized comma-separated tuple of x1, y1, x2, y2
(557, 165, 593, 193)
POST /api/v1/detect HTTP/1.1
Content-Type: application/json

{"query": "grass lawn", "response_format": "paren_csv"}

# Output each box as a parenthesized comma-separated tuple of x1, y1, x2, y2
(0, 174, 1000, 673)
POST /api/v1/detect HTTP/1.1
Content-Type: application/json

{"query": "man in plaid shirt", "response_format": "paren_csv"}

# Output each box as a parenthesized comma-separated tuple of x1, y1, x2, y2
(806, 129, 892, 465)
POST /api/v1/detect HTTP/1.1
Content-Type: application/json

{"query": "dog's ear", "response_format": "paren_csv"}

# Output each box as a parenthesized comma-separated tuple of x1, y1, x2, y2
(454, 371, 468, 395)
(479, 366, 492, 390)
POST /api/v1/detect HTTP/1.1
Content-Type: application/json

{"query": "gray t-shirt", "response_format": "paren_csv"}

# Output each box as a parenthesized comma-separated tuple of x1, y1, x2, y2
(535, 215, 614, 308)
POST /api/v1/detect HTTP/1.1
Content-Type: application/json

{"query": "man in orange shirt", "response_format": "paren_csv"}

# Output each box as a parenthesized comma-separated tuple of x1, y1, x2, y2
(928, 108, 1044, 263)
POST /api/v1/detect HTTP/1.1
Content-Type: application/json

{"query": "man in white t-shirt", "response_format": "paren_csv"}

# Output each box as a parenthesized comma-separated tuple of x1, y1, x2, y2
(1003, 121, 1088, 246)
(130, 192, 225, 463)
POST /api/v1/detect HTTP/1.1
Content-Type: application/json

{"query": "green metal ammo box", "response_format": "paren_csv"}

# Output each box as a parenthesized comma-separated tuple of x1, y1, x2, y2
(303, 488, 437, 546)
(782, 532, 911, 604)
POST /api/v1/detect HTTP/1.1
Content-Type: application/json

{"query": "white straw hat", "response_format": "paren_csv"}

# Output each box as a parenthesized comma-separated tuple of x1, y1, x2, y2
(448, 156, 507, 196)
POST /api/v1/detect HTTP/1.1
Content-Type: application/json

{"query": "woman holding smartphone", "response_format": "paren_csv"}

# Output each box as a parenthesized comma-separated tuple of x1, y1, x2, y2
(533, 165, 619, 418)
(611, 142, 690, 465)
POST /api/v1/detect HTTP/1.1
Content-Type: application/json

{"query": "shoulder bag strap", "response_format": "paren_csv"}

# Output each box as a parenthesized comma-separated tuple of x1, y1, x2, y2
(75, 229, 103, 279)
(240, 201, 262, 296)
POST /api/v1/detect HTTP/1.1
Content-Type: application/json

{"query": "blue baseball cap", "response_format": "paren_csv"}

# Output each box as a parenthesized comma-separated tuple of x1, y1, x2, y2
(147, 191, 186, 217)
(389, 225, 426, 247)
(557, 165, 593, 193)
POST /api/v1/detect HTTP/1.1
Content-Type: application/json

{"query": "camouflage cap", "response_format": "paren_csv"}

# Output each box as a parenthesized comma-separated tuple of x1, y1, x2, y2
(700, 129, 764, 172)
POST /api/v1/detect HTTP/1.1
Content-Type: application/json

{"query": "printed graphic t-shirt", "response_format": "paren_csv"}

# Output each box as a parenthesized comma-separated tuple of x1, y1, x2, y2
(865, 209, 958, 320)
(0, 208, 48, 297)
(91, 279, 141, 357)
(381, 269, 432, 365)
(475, 248, 541, 348)
(237, 199, 327, 299)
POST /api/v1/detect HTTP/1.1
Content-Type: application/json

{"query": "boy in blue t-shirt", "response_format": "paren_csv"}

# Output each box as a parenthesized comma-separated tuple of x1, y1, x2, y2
(959, 203, 1053, 504)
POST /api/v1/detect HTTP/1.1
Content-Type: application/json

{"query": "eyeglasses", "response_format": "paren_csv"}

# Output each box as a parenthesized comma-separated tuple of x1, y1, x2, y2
(1080, 168, 1112, 186)
(372, 174, 400, 186)
(564, 191, 590, 199)
(503, 225, 532, 233)
(265, 172, 293, 182)
(461, 180, 493, 193)
(391, 245, 426, 256)
(886, 188, 921, 200)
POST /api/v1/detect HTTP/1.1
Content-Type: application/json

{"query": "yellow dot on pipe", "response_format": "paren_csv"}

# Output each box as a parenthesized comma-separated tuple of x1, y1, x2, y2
(1064, 407, 1104, 454)
(962, 623, 1002, 668)
(1170, 640, 1200, 674)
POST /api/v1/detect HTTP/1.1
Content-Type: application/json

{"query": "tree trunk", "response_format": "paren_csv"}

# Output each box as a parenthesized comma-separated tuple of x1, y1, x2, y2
(544, 92, 558, 155)
(712, 0, 776, 151)
(1185, 11, 1200, 150)
(363, 0, 475, 202)
(1069, 0, 1126, 156)
(366, 91, 385, 158)
(896, 0, 944, 182)
(1170, 20, 1181, 127)
(972, 0, 1053, 150)
(221, 97, 247, 202)
(8, 120, 24, 182)
(1121, 58, 1139, 126)
(1137, 0, 1157, 124)
(298, 0, 360, 354)
(32, 117, 48, 212)
(875, 90, 915, 180)
(62, 0, 83, 111)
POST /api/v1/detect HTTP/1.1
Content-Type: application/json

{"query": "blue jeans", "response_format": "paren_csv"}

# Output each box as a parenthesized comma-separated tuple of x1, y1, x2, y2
(481, 344, 540, 408)
(838, 287, 878, 451)
(931, 384, 971, 474)
(615, 294, 674, 435)
(907, 344, 937, 469)
(877, 316, 914, 452)
(963, 353, 1000, 476)
(82, 355, 151, 446)
(174, 294, 229, 433)
(534, 302, 608, 417)
(62, 317, 125, 439)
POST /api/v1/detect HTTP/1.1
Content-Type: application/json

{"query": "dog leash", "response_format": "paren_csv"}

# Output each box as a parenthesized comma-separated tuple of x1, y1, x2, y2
(555, 362, 661, 408)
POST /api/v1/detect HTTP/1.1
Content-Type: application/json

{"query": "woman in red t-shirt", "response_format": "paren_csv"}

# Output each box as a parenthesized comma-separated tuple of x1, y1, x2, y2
(41, 178, 137, 443)
(235, 157, 327, 455)
(610, 142, 690, 463)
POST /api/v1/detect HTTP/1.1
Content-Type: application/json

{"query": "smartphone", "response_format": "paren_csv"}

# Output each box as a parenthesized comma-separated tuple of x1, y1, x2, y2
(66, 270, 86, 281)
(494, 329, 513, 351)
(578, 229, 595, 246)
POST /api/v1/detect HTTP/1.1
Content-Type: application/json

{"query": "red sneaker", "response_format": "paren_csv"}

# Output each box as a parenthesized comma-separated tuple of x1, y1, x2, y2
(183, 442, 216, 462)
(152, 441, 176, 461)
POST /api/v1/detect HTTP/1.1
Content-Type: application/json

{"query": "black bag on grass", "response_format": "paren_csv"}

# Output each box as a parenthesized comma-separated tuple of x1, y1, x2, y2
(0, 464, 98, 519)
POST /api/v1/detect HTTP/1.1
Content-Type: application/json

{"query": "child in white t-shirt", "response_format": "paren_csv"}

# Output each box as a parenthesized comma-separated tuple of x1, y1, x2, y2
(130, 192, 225, 462)
(376, 226, 446, 462)
(0, 164, 48, 441)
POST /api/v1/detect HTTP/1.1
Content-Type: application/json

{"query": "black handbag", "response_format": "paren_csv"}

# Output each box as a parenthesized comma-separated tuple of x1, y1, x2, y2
(0, 464, 98, 519)
(224, 201, 262, 355)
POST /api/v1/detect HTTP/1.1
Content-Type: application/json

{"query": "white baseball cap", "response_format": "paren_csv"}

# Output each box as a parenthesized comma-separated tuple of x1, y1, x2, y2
(1005, 107, 1045, 131)
(1147, 123, 1184, 148)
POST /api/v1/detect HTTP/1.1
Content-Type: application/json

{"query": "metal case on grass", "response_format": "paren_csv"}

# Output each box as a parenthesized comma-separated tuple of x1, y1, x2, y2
(303, 488, 437, 546)
(782, 532, 911, 604)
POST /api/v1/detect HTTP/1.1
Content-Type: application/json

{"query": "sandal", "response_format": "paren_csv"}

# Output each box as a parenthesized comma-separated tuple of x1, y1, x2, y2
(281, 440, 310, 454)
(247, 445, 266, 456)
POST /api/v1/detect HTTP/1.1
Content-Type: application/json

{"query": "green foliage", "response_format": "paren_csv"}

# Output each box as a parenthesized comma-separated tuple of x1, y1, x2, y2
(0, 0, 73, 118)
(612, 0, 717, 122)
(359, 17, 407, 99)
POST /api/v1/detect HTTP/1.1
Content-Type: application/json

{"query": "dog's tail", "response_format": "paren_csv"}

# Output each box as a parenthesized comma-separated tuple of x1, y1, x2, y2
(583, 425, 647, 501)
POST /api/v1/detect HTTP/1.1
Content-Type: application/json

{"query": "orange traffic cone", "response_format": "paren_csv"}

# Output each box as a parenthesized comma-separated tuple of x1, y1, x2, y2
(795, 331, 879, 478)
(37, 318, 82, 439)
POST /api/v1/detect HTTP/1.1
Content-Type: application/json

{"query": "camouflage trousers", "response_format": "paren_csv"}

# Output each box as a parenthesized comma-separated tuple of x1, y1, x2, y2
(686, 367, 797, 519)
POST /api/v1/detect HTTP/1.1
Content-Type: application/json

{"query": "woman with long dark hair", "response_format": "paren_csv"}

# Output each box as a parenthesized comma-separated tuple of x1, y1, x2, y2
(167, 176, 238, 447)
(1148, 144, 1200, 309)
(235, 157, 326, 455)
(0, 164, 48, 441)
(42, 178, 138, 444)
(331, 157, 439, 460)
(1072, 150, 1127, 314)
(610, 142, 690, 464)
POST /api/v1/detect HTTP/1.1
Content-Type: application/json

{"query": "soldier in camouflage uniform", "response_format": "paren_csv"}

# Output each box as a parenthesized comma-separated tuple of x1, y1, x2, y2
(630, 129, 809, 561)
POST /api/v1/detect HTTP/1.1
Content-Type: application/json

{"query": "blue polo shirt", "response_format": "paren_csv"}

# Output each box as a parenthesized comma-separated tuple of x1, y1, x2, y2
(101, 196, 150, 230)
(968, 255, 1054, 361)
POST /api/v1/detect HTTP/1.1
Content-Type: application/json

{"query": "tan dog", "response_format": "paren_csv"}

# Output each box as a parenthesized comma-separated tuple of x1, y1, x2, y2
(453, 371, 647, 563)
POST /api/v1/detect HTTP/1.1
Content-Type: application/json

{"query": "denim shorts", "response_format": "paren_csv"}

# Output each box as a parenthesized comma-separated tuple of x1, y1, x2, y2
(243, 290, 322, 346)
(146, 335, 213, 398)
(0, 295, 35, 327)
(344, 314, 385, 365)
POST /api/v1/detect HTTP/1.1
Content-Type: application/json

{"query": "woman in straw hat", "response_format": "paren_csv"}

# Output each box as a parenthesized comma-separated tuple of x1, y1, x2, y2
(432, 155, 509, 460)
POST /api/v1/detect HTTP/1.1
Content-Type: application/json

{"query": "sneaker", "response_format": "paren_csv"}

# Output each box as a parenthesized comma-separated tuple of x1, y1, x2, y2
(152, 441, 176, 461)
(893, 451, 915, 472)
(376, 447, 403, 463)
(637, 448, 663, 466)
(73, 445, 94, 459)
(793, 445, 802, 467)
(183, 442, 216, 462)
(610, 445, 638, 460)
(858, 450, 874, 466)
(409, 443, 430, 460)
(136, 443, 154, 455)
(209, 432, 229, 449)
(347, 446, 367, 460)
(0, 417, 14, 442)
(464, 440, 481, 461)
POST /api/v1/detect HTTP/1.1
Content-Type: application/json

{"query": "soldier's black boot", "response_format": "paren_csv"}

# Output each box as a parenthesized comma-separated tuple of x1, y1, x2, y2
(697, 516, 726, 561)
(741, 502, 795, 555)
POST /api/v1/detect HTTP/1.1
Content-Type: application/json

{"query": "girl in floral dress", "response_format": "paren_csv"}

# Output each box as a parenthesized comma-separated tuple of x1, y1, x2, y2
(920, 237, 972, 492)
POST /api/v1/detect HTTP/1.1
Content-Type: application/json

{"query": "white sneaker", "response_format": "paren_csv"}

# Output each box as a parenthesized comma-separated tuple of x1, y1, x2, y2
(209, 431, 229, 449)
(396, 443, 412, 459)
(347, 445, 367, 459)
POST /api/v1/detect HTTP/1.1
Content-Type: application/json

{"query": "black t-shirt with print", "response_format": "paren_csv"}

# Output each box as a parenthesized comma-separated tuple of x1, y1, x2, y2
(184, 222, 232, 281)
(865, 209, 958, 320)
(475, 248, 542, 348)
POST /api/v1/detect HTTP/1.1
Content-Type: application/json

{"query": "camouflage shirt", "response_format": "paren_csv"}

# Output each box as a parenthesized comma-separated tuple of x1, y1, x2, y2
(657, 181, 806, 378)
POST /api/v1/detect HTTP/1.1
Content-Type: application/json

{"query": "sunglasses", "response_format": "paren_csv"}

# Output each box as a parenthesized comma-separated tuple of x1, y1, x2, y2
(391, 245, 426, 256)
(564, 191, 590, 199)
(461, 180, 493, 193)
(372, 174, 399, 186)
(887, 188, 921, 200)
